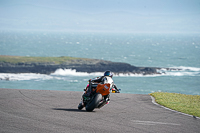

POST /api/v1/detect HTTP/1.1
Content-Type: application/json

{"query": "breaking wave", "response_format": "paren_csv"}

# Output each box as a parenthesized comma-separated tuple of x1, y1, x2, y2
(158, 66, 200, 77)
(0, 73, 54, 81)
(51, 68, 104, 76)
(51, 67, 200, 77)
(0, 66, 199, 81)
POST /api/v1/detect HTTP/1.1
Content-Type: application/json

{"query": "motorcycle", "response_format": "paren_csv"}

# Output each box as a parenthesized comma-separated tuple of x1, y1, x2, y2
(78, 80, 120, 112)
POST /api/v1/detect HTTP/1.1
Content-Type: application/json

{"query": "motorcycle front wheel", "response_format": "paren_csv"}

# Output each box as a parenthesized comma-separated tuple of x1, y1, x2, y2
(85, 93, 102, 112)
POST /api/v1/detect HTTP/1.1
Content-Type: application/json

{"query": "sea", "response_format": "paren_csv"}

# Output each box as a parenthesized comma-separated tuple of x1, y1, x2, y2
(0, 30, 200, 95)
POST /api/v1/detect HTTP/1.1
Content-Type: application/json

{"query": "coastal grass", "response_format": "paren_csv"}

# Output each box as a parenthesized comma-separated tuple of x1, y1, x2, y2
(150, 92, 200, 117)
(0, 55, 90, 64)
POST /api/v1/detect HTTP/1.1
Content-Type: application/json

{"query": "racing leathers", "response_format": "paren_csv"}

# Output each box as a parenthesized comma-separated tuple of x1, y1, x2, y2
(87, 76, 119, 95)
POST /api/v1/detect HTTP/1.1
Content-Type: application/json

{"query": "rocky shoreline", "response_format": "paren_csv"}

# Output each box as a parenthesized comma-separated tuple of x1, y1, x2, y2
(0, 58, 159, 75)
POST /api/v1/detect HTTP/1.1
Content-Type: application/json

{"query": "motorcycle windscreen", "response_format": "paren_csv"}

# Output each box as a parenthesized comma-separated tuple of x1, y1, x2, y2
(96, 83, 110, 96)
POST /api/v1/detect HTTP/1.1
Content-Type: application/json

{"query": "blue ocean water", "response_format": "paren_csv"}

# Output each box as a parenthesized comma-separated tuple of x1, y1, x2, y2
(0, 31, 200, 95)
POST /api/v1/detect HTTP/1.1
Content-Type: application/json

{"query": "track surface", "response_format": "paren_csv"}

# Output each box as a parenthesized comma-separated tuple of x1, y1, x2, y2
(0, 88, 199, 133)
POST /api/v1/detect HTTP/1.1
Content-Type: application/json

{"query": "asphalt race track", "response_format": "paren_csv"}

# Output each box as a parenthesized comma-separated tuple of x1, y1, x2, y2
(0, 88, 199, 133)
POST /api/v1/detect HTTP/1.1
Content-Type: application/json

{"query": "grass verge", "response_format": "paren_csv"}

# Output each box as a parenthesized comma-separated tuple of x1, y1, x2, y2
(0, 55, 89, 64)
(150, 92, 200, 117)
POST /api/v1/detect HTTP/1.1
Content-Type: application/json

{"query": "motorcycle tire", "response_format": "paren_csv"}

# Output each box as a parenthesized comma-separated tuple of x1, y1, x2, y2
(85, 93, 102, 112)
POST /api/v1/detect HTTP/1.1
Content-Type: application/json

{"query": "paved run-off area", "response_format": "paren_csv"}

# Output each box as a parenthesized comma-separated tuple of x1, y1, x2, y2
(0, 88, 199, 133)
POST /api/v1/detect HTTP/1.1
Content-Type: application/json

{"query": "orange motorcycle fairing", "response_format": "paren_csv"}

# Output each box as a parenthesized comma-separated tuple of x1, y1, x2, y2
(96, 83, 111, 96)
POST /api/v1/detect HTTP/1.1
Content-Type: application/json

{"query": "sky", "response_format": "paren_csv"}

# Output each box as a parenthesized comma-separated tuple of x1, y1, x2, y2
(0, 0, 200, 33)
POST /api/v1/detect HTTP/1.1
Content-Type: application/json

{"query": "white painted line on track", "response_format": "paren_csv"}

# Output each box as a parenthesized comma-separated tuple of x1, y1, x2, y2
(131, 120, 181, 126)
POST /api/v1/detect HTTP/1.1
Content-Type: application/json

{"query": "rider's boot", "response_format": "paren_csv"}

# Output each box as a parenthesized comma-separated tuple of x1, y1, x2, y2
(78, 102, 84, 110)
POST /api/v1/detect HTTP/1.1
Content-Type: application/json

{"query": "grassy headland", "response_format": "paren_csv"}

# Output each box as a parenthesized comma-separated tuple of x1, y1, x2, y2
(150, 92, 200, 117)
(0, 55, 90, 64)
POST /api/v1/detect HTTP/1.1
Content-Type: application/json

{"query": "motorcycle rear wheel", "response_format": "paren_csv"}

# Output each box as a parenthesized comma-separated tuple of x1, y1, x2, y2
(85, 93, 102, 112)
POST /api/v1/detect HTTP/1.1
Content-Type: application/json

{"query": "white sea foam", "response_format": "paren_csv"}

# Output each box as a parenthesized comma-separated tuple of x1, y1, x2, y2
(51, 69, 162, 77)
(51, 68, 104, 76)
(158, 66, 200, 77)
(52, 67, 200, 77)
(0, 73, 54, 81)
(169, 66, 200, 71)
(0, 66, 199, 81)
(164, 71, 199, 76)
(51, 68, 200, 77)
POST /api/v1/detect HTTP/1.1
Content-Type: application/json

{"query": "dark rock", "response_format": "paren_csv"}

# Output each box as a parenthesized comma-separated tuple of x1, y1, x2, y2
(0, 60, 159, 75)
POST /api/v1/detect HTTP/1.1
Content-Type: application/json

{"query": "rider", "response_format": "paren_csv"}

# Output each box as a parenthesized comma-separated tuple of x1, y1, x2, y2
(84, 70, 119, 97)
(79, 70, 119, 108)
